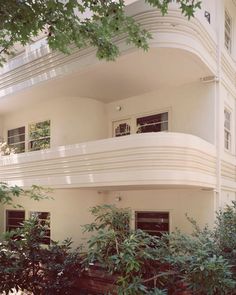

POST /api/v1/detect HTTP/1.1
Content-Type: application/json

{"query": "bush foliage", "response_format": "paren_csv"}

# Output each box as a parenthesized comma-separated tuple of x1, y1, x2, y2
(0, 202, 235, 294)
(83, 203, 236, 294)
(0, 217, 81, 295)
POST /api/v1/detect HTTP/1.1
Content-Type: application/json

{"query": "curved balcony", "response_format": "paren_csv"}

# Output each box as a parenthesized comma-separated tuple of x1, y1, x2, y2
(0, 0, 217, 105)
(0, 133, 216, 189)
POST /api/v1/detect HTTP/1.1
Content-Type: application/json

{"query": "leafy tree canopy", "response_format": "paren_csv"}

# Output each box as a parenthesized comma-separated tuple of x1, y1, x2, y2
(0, 0, 201, 65)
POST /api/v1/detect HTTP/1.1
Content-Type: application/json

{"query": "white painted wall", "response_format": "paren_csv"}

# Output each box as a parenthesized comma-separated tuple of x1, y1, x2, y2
(1, 188, 215, 246)
(0, 116, 3, 140)
(2, 82, 215, 148)
(201, 0, 217, 29)
(2, 189, 106, 247)
(221, 190, 236, 207)
(107, 82, 215, 144)
(104, 189, 215, 234)
(2, 96, 108, 148)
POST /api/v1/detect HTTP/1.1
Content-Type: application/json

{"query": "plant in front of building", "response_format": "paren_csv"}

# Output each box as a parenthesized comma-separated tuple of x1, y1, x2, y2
(82, 205, 174, 294)
(158, 227, 235, 295)
(81, 204, 236, 295)
(214, 201, 236, 279)
(0, 141, 15, 156)
(0, 182, 51, 207)
(0, 216, 82, 295)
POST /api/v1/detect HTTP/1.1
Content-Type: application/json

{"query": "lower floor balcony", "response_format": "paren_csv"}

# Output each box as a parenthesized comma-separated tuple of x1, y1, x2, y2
(0, 132, 216, 190)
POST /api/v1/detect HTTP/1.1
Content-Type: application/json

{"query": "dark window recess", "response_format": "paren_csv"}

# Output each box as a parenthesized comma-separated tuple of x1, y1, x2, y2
(115, 123, 131, 137)
(7, 126, 25, 153)
(6, 210, 25, 231)
(30, 211, 51, 245)
(136, 112, 168, 133)
(135, 211, 169, 237)
(204, 11, 211, 24)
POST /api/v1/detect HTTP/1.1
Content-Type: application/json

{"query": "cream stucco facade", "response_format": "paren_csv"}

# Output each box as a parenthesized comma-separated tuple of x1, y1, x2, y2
(0, 0, 236, 245)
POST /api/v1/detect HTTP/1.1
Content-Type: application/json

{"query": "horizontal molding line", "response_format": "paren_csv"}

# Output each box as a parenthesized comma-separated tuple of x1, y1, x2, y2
(0, 133, 217, 188)
(0, 8, 217, 97)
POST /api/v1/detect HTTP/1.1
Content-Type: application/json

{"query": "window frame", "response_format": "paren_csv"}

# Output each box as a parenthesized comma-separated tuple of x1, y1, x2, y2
(5, 210, 25, 232)
(29, 211, 51, 245)
(112, 118, 132, 137)
(6, 119, 51, 153)
(7, 126, 26, 153)
(136, 111, 168, 134)
(111, 109, 171, 138)
(28, 120, 51, 152)
(224, 108, 231, 151)
(135, 211, 170, 237)
(225, 10, 232, 53)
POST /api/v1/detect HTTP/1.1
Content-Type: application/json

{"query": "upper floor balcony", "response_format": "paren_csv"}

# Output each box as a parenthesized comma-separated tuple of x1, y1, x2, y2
(0, 0, 217, 103)
(0, 132, 216, 190)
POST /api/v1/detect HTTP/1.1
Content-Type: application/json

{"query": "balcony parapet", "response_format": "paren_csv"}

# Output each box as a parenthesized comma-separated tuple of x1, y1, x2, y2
(0, 133, 216, 189)
(128, 1, 217, 73)
(0, 0, 217, 99)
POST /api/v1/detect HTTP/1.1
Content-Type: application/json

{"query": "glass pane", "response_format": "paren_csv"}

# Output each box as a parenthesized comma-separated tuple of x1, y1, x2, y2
(10, 142, 25, 153)
(29, 137, 50, 151)
(115, 123, 131, 137)
(6, 210, 25, 231)
(7, 127, 26, 153)
(135, 211, 169, 237)
(8, 127, 25, 137)
(7, 211, 25, 219)
(137, 112, 168, 133)
(28, 120, 50, 151)
(29, 120, 50, 140)
(30, 211, 50, 245)
(136, 212, 169, 219)
(113, 119, 131, 137)
(8, 134, 25, 144)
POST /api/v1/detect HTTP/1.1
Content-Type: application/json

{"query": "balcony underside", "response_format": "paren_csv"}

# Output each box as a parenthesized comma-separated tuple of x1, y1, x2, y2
(0, 133, 216, 190)
(0, 46, 214, 114)
(0, 0, 216, 114)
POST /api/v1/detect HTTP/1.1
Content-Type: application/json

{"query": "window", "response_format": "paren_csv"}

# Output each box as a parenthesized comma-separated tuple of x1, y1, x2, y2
(113, 119, 131, 137)
(28, 120, 50, 151)
(224, 109, 231, 151)
(135, 211, 169, 237)
(6, 210, 25, 232)
(7, 126, 25, 153)
(30, 211, 51, 245)
(136, 112, 168, 133)
(225, 10, 232, 52)
(7, 120, 50, 153)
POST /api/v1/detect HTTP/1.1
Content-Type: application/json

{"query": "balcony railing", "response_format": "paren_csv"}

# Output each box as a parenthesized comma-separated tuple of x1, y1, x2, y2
(0, 133, 217, 189)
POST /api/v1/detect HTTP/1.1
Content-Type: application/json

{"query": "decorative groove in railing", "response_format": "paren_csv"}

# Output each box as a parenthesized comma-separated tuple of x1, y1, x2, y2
(221, 160, 236, 181)
(0, 133, 216, 189)
(222, 53, 236, 89)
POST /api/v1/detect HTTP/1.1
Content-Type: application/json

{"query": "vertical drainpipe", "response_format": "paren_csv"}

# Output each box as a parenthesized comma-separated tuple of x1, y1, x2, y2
(214, 0, 223, 214)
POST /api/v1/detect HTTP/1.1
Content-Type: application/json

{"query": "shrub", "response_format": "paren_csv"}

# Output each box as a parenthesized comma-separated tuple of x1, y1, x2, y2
(83, 204, 236, 295)
(0, 217, 81, 295)
(83, 205, 171, 294)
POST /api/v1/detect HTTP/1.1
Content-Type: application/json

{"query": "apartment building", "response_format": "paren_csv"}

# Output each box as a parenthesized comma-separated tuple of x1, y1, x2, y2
(0, 0, 235, 246)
